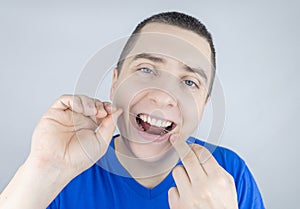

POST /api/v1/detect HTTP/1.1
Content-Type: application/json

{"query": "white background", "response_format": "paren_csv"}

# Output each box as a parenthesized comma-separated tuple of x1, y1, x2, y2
(0, 1, 299, 208)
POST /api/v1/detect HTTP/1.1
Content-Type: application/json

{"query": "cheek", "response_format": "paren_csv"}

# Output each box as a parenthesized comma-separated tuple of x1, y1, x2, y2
(180, 99, 206, 138)
(111, 76, 147, 111)
(111, 78, 146, 138)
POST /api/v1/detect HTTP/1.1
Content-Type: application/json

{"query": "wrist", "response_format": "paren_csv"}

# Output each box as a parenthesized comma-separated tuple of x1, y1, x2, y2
(0, 156, 72, 209)
(24, 154, 72, 186)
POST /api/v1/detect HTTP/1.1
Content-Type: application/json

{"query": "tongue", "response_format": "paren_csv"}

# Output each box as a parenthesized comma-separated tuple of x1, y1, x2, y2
(140, 120, 165, 135)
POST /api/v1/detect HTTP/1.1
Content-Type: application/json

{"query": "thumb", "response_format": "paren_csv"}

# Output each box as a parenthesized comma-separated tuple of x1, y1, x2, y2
(94, 108, 123, 150)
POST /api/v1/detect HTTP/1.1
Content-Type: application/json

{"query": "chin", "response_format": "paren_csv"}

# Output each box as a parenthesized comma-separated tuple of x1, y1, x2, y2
(125, 136, 173, 161)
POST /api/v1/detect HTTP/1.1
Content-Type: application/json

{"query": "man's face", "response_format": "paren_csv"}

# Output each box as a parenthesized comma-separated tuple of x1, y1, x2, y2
(110, 23, 213, 160)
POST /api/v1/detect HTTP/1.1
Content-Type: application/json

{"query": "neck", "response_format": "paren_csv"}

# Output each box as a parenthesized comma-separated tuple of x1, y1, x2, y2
(114, 135, 178, 188)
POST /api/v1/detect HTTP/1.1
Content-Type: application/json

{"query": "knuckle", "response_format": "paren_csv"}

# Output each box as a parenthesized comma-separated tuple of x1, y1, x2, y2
(214, 173, 233, 188)
(190, 144, 211, 162)
(191, 144, 203, 153)
(96, 100, 104, 106)
(60, 94, 72, 99)
(219, 167, 235, 183)
(185, 157, 194, 166)
(82, 97, 101, 115)
(199, 147, 212, 163)
(172, 165, 185, 178)
(73, 96, 83, 109)
(226, 173, 235, 184)
(184, 153, 198, 167)
(168, 187, 176, 196)
(96, 102, 106, 114)
(200, 146, 210, 154)
(86, 100, 96, 112)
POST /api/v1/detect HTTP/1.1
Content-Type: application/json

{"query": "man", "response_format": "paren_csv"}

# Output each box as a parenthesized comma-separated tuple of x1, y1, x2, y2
(0, 12, 265, 208)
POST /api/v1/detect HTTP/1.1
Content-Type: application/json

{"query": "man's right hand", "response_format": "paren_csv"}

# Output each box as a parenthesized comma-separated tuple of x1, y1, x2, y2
(29, 94, 123, 179)
(0, 94, 122, 209)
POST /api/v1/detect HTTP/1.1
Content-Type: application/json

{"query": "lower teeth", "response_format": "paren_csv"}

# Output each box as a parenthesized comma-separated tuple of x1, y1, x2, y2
(139, 123, 168, 135)
(138, 122, 145, 131)
(137, 117, 170, 135)
(160, 129, 168, 135)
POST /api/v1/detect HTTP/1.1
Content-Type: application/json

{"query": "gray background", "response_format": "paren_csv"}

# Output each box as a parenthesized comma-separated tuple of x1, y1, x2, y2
(0, 0, 299, 208)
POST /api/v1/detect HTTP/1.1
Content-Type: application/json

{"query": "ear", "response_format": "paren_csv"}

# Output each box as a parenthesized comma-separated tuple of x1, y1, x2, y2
(204, 95, 210, 106)
(110, 68, 119, 101)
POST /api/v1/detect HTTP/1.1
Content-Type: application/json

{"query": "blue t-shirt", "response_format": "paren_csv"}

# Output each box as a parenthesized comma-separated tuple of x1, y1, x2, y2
(47, 135, 265, 209)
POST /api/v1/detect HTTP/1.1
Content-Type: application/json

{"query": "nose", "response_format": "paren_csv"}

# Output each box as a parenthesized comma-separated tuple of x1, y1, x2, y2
(147, 89, 177, 108)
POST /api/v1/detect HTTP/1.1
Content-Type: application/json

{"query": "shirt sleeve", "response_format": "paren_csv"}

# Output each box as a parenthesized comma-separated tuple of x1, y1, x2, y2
(46, 195, 59, 209)
(237, 165, 265, 209)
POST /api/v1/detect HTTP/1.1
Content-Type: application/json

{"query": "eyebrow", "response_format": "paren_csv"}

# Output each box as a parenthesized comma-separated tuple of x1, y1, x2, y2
(183, 65, 208, 82)
(132, 53, 165, 63)
(132, 53, 208, 82)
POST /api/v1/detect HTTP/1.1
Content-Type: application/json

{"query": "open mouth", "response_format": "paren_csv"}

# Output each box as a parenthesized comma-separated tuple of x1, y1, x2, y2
(136, 113, 176, 136)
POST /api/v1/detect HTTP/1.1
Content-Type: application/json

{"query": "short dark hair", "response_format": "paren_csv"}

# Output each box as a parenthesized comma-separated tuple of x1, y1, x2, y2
(117, 11, 216, 97)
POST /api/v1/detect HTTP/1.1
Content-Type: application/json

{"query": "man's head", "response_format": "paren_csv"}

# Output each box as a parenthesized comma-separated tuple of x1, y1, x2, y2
(110, 11, 216, 162)
(117, 11, 216, 98)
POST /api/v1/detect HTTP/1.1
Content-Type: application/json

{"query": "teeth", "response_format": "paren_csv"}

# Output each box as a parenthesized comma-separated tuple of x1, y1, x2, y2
(138, 114, 172, 128)
(157, 120, 162, 127)
(160, 129, 168, 135)
(137, 119, 145, 130)
(151, 118, 156, 125)
(140, 114, 144, 121)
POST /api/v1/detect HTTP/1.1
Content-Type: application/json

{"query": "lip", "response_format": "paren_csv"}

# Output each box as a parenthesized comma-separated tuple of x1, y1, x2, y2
(131, 113, 175, 143)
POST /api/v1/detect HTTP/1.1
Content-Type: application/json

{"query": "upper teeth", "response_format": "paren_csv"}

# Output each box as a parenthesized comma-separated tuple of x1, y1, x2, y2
(139, 114, 172, 128)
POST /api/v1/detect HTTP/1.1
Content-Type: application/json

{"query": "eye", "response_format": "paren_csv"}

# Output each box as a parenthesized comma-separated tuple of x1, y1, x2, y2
(183, 80, 199, 88)
(138, 67, 153, 74)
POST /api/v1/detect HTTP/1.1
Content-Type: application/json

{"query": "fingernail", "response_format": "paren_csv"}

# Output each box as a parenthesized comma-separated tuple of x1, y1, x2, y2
(108, 104, 117, 113)
(104, 103, 112, 111)
(105, 103, 118, 114)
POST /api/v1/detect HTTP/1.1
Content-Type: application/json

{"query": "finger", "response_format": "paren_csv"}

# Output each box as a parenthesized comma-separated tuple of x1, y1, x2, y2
(95, 101, 108, 118)
(51, 95, 107, 118)
(172, 165, 191, 198)
(169, 134, 190, 159)
(74, 108, 122, 165)
(168, 187, 180, 208)
(89, 99, 108, 125)
(169, 134, 206, 182)
(191, 144, 220, 176)
(95, 102, 116, 125)
(78, 96, 107, 125)
(103, 102, 117, 115)
(95, 108, 123, 149)
(78, 95, 99, 116)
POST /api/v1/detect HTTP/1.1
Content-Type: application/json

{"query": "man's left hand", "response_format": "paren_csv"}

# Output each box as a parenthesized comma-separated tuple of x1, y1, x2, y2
(168, 135, 238, 209)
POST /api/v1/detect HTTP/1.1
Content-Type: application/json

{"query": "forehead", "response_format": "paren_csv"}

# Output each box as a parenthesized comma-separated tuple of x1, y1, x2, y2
(124, 23, 213, 75)
(141, 23, 211, 61)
